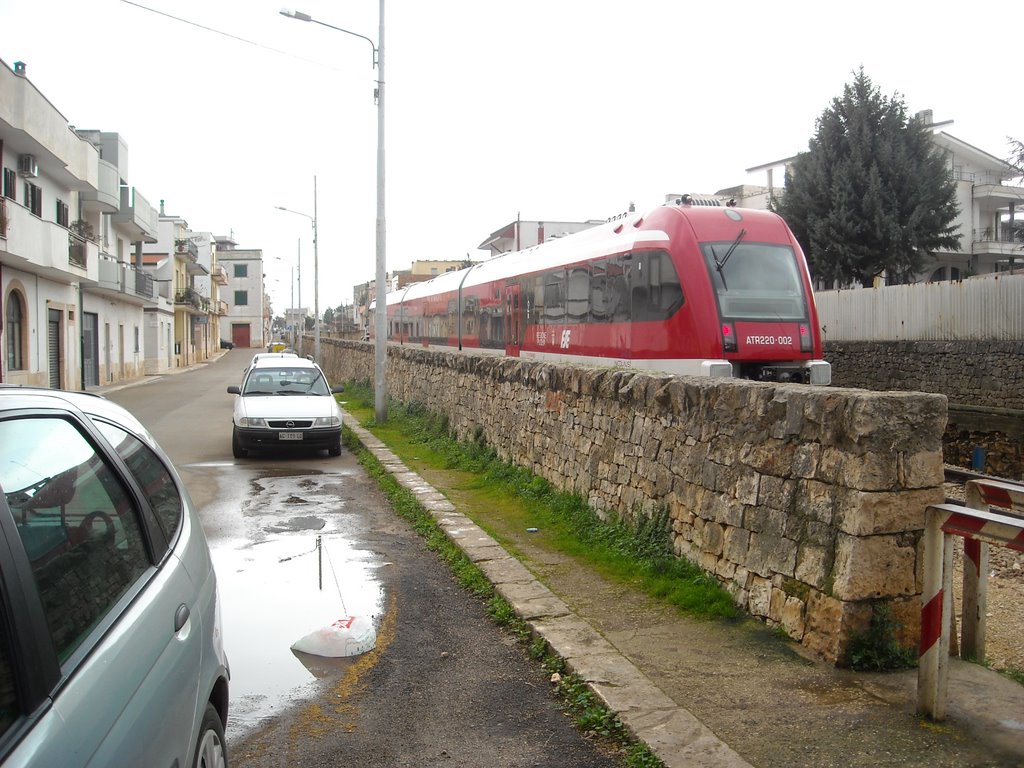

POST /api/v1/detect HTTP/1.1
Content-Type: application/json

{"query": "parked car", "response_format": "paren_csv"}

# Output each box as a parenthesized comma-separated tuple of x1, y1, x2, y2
(0, 387, 230, 767)
(219, 339, 234, 350)
(227, 355, 344, 458)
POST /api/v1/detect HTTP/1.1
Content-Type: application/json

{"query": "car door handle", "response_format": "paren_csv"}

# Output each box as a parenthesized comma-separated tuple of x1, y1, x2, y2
(174, 603, 191, 633)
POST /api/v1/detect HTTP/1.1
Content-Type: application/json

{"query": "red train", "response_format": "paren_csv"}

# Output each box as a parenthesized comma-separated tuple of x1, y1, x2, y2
(377, 196, 831, 385)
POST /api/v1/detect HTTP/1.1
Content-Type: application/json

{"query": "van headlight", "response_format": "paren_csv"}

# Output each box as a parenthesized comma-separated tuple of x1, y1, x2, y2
(314, 416, 341, 427)
(239, 417, 267, 427)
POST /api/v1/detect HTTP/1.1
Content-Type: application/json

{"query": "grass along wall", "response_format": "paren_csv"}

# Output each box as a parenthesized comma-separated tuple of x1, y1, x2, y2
(323, 341, 947, 663)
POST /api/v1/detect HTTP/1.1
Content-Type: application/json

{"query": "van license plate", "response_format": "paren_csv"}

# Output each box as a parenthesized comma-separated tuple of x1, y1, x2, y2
(279, 432, 302, 441)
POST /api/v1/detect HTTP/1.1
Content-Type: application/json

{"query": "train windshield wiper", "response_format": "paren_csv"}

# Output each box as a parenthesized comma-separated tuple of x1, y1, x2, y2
(710, 228, 747, 290)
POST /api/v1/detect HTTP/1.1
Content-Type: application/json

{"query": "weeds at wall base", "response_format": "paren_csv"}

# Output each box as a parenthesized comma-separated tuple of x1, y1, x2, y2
(341, 426, 664, 768)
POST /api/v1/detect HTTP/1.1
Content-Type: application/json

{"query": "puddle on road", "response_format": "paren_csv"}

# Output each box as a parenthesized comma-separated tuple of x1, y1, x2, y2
(212, 534, 386, 736)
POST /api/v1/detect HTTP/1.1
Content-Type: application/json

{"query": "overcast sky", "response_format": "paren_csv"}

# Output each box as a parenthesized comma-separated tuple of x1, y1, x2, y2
(2, 0, 1019, 315)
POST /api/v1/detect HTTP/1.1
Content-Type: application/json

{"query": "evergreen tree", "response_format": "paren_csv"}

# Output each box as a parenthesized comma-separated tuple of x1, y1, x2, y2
(776, 69, 961, 287)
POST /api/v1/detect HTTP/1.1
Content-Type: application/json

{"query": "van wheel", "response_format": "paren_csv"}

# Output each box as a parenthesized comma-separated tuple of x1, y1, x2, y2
(193, 703, 227, 768)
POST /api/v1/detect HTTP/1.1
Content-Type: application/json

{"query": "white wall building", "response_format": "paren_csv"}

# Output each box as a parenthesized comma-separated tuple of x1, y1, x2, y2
(217, 235, 265, 349)
(2, 58, 100, 389)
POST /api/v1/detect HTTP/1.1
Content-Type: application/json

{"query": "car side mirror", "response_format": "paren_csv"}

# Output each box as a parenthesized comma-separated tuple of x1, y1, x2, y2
(227, 385, 241, 395)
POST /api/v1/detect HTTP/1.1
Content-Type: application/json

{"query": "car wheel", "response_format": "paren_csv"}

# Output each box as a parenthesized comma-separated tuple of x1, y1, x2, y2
(231, 428, 248, 459)
(328, 440, 342, 457)
(193, 703, 227, 768)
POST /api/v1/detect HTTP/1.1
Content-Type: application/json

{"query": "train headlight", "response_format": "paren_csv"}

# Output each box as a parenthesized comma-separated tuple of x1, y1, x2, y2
(722, 323, 737, 352)
(798, 324, 812, 352)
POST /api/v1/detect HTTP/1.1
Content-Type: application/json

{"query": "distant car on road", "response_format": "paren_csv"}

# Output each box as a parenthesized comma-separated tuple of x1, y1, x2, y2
(220, 339, 234, 349)
(227, 355, 344, 458)
(0, 387, 230, 768)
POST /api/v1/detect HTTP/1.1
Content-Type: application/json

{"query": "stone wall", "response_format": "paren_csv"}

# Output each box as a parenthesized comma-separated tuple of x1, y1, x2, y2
(322, 340, 947, 664)
(826, 340, 1024, 409)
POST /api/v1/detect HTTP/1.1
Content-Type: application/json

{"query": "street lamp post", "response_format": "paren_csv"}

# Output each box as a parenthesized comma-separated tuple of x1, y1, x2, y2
(281, 3, 386, 421)
(274, 197, 318, 360)
(272, 247, 300, 352)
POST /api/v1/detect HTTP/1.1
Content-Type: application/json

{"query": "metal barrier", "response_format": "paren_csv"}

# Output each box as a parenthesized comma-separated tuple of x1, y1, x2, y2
(918, 478, 1024, 720)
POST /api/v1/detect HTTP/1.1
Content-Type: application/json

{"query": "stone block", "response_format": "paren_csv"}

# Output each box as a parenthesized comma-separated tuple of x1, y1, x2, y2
(831, 532, 917, 601)
(794, 543, 832, 588)
(835, 487, 944, 536)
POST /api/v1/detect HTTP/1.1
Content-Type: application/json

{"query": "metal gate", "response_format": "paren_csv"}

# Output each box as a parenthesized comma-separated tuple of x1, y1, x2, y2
(83, 312, 99, 386)
(47, 308, 61, 389)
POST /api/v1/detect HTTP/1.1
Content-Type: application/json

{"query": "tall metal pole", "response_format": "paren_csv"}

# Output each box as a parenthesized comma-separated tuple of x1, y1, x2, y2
(314, 175, 320, 361)
(373, 0, 387, 421)
(297, 238, 303, 357)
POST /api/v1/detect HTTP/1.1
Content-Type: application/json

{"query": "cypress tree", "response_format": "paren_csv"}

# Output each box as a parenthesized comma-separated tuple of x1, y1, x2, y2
(776, 68, 961, 287)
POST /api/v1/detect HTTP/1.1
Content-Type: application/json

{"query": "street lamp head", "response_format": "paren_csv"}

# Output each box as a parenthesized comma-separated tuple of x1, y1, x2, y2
(280, 9, 312, 22)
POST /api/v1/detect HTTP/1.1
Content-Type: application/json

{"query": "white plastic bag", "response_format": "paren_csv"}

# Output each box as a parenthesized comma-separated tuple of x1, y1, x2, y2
(291, 615, 376, 658)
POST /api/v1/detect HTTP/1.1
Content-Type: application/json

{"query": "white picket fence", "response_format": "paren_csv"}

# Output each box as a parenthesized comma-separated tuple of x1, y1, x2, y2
(814, 273, 1024, 341)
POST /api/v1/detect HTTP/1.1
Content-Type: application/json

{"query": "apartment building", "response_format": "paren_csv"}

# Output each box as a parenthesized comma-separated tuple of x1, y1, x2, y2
(1, 58, 249, 386)
(744, 112, 1023, 284)
(1, 59, 159, 388)
(216, 235, 265, 349)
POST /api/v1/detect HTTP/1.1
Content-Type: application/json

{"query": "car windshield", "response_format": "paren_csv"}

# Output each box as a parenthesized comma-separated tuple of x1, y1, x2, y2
(701, 241, 809, 321)
(242, 367, 330, 396)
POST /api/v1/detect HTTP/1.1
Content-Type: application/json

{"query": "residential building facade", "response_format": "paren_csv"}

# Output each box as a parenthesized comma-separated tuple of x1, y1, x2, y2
(217, 236, 265, 349)
(2, 59, 103, 389)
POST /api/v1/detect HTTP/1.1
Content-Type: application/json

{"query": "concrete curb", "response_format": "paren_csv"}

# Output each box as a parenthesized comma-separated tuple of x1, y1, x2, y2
(344, 413, 753, 768)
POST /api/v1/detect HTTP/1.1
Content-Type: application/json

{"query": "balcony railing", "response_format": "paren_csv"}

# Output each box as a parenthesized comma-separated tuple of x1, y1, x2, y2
(68, 233, 88, 269)
(974, 228, 1023, 244)
(175, 238, 199, 260)
(174, 287, 210, 312)
(0, 198, 6, 238)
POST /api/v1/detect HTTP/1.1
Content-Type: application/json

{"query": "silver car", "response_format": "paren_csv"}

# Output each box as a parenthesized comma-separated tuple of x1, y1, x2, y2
(0, 388, 229, 767)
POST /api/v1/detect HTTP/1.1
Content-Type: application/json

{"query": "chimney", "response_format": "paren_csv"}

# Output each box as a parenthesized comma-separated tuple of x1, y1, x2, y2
(916, 109, 934, 126)
(160, 199, 165, 216)
(13, 61, 26, 76)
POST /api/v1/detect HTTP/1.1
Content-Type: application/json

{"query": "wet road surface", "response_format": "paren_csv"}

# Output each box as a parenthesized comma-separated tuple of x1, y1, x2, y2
(107, 349, 623, 767)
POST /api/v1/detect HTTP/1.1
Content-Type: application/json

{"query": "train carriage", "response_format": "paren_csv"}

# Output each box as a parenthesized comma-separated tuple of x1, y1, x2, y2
(377, 197, 831, 385)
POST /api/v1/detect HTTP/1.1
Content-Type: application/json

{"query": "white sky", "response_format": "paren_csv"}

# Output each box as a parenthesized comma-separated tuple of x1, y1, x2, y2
(2, 0, 1019, 315)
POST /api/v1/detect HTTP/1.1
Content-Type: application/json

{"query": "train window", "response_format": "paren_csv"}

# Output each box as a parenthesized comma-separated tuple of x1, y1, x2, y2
(607, 256, 630, 323)
(566, 266, 589, 324)
(543, 269, 565, 324)
(631, 250, 683, 322)
(589, 261, 608, 322)
(528, 275, 544, 326)
(702, 242, 806, 321)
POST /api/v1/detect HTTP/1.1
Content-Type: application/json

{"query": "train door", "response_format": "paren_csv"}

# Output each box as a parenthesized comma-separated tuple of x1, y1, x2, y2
(504, 284, 521, 357)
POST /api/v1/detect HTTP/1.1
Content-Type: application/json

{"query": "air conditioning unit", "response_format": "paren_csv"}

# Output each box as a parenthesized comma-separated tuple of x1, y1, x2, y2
(18, 155, 38, 178)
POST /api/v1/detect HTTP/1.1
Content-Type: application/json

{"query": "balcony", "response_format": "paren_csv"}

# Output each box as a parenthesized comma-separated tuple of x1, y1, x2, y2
(112, 186, 158, 243)
(175, 287, 211, 315)
(1, 203, 97, 282)
(972, 228, 1024, 259)
(215, 299, 229, 315)
(175, 238, 199, 260)
(95, 255, 156, 305)
(211, 264, 229, 285)
(0, 198, 7, 238)
(80, 158, 120, 214)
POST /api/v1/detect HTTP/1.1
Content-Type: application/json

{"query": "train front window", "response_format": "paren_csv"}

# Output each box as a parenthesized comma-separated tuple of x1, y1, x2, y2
(701, 242, 807, 320)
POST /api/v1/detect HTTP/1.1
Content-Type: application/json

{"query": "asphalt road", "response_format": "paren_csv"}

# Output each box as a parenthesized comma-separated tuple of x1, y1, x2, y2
(106, 349, 622, 768)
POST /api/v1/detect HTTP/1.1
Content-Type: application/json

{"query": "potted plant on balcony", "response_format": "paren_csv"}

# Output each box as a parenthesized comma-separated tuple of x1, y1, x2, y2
(70, 220, 96, 242)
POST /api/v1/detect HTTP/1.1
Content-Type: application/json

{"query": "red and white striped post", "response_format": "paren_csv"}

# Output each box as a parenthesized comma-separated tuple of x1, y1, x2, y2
(917, 478, 1024, 720)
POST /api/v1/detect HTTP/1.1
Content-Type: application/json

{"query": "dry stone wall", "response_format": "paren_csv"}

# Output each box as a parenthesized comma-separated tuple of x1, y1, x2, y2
(322, 341, 947, 664)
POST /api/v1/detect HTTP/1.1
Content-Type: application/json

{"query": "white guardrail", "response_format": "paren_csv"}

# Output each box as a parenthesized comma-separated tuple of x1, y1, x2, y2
(918, 478, 1024, 720)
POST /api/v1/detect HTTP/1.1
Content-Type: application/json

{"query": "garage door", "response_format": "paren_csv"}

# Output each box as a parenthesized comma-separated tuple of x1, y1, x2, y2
(232, 324, 251, 348)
